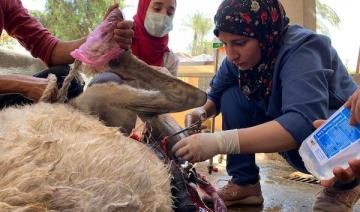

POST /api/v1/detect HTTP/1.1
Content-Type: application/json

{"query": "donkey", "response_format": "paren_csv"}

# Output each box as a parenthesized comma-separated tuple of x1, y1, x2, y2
(0, 50, 207, 211)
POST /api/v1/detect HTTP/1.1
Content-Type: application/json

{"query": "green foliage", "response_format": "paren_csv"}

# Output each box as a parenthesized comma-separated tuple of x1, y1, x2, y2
(31, 0, 126, 40)
(0, 31, 17, 49)
(316, 0, 340, 36)
(200, 41, 213, 55)
(183, 12, 213, 56)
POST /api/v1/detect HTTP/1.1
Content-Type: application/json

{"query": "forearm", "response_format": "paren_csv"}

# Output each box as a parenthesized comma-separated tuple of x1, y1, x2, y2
(0, 75, 32, 94)
(0, 75, 49, 101)
(0, 75, 36, 94)
(202, 99, 217, 119)
(237, 120, 298, 153)
(173, 119, 299, 163)
(51, 37, 87, 65)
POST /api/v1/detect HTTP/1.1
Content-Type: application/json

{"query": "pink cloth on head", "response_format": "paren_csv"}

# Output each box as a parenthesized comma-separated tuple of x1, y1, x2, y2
(70, 8, 124, 67)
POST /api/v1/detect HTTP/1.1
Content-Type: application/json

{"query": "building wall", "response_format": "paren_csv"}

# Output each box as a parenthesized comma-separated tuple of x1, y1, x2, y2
(280, 0, 316, 31)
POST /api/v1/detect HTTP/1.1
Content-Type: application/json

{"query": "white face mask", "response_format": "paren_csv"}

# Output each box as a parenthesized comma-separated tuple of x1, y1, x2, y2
(144, 12, 173, 37)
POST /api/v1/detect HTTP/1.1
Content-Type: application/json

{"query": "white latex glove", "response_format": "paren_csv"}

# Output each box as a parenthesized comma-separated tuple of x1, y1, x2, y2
(172, 129, 240, 163)
(185, 107, 208, 135)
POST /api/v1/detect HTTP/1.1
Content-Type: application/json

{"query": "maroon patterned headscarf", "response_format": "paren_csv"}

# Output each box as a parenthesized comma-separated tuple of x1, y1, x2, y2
(214, 0, 289, 100)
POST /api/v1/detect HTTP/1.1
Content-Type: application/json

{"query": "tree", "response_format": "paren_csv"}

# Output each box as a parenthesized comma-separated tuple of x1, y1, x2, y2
(0, 31, 17, 49)
(183, 12, 213, 56)
(316, 0, 340, 36)
(31, 0, 126, 40)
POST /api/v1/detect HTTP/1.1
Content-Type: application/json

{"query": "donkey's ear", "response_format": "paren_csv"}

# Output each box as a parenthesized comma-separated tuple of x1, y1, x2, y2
(108, 51, 207, 113)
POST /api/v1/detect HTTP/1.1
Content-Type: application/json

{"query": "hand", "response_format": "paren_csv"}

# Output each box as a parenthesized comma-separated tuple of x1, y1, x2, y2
(114, 20, 134, 50)
(172, 129, 240, 163)
(313, 120, 360, 187)
(172, 133, 221, 163)
(321, 159, 360, 187)
(104, 4, 134, 50)
(344, 88, 360, 125)
(185, 107, 208, 135)
(22, 77, 56, 102)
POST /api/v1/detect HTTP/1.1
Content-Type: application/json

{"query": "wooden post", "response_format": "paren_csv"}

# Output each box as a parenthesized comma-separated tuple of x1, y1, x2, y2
(303, 0, 316, 31)
(357, 47, 360, 74)
(280, 0, 316, 31)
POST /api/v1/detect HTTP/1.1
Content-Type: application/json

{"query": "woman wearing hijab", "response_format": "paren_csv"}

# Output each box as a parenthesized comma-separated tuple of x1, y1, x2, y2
(172, 0, 359, 210)
(132, 0, 178, 76)
(90, 0, 178, 86)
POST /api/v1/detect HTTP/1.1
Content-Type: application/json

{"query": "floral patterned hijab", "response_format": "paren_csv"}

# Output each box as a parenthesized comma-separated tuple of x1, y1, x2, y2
(214, 0, 289, 100)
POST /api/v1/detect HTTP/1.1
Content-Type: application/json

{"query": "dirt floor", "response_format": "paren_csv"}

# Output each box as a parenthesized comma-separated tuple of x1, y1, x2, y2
(195, 153, 360, 212)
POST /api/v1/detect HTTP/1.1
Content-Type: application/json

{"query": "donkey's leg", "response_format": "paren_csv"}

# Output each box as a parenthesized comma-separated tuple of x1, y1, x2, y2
(139, 114, 188, 160)
(140, 114, 197, 212)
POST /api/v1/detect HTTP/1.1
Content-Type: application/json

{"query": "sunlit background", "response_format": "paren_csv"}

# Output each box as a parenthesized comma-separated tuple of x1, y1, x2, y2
(18, 0, 360, 71)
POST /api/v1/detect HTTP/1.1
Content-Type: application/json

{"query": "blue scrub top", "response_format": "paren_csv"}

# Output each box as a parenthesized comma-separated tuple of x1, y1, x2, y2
(208, 25, 358, 144)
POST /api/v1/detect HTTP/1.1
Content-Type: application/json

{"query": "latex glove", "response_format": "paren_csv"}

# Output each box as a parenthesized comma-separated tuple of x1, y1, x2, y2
(172, 129, 240, 163)
(185, 107, 208, 135)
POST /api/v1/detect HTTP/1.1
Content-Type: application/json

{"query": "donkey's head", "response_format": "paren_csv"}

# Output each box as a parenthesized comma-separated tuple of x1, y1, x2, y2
(71, 51, 207, 134)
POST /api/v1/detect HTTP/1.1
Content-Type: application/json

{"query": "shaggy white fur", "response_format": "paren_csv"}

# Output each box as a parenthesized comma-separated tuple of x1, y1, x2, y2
(0, 103, 172, 212)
